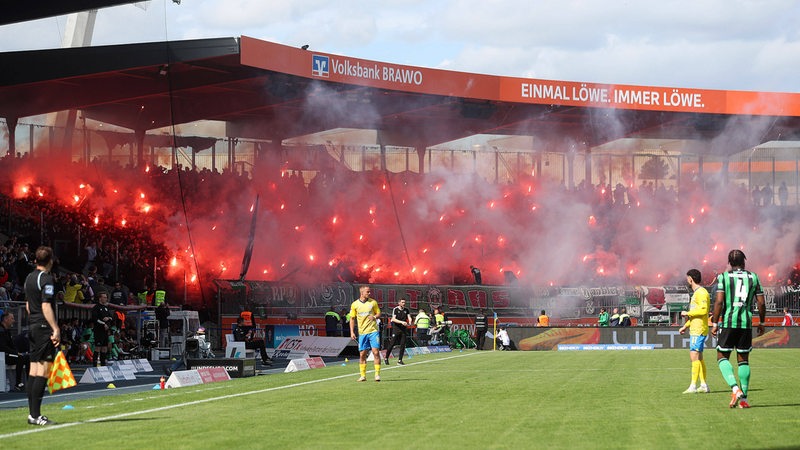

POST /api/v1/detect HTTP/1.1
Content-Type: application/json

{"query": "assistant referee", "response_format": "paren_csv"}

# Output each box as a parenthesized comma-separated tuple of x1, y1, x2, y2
(24, 246, 60, 426)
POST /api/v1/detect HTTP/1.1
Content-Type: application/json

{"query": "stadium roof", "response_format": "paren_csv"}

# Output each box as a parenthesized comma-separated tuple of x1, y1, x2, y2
(2, 35, 800, 155)
(1, 0, 138, 26)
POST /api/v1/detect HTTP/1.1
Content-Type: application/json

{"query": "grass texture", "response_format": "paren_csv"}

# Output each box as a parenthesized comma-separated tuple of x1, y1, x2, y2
(1, 349, 798, 449)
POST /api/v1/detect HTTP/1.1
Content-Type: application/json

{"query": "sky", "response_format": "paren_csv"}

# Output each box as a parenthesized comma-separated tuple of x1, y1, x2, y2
(2, 0, 800, 93)
(3, 0, 800, 305)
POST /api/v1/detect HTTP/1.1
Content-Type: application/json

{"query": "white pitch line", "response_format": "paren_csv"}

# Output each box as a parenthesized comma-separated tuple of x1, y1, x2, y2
(0, 351, 482, 440)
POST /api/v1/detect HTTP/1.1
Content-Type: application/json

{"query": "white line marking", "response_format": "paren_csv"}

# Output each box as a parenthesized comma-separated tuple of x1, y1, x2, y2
(0, 351, 480, 439)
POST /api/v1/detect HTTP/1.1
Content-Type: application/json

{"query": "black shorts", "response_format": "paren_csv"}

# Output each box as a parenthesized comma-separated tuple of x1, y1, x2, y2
(391, 326, 408, 336)
(716, 327, 752, 353)
(29, 323, 57, 363)
(94, 328, 110, 346)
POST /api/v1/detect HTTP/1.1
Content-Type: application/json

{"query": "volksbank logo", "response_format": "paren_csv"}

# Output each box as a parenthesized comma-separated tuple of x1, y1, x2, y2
(312, 55, 329, 77)
(311, 54, 424, 86)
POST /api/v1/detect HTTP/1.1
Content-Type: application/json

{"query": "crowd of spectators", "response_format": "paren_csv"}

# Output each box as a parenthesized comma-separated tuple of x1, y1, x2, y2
(2, 149, 799, 293)
(56, 316, 137, 364)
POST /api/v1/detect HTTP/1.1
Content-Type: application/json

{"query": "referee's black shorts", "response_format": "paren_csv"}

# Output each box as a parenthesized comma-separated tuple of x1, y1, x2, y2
(94, 328, 110, 346)
(29, 322, 57, 363)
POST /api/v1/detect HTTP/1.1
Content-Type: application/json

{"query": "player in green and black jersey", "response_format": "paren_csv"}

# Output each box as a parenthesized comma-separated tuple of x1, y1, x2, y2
(711, 249, 766, 409)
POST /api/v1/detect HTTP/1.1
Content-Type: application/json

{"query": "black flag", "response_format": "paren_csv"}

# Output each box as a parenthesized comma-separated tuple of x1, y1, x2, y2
(239, 195, 259, 281)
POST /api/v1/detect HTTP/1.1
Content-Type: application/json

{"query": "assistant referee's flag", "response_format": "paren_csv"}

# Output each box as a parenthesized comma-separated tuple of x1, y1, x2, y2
(48, 351, 77, 394)
(239, 195, 260, 281)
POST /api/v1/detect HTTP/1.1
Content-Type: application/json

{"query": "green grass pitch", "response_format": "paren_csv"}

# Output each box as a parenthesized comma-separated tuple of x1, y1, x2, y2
(1, 349, 798, 449)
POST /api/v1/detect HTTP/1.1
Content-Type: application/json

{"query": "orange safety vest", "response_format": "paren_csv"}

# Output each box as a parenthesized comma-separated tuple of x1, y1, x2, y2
(538, 315, 550, 326)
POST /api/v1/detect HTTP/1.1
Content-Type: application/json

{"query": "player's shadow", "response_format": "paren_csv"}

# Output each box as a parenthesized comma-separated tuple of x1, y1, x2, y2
(88, 417, 158, 423)
(745, 403, 800, 408)
(378, 378, 427, 382)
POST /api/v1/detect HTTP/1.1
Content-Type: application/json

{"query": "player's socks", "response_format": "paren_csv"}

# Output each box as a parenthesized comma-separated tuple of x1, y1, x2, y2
(29, 376, 47, 418)
(359, 363, 367, 378)
(699, 359, 707, 385)
(717, 358, 738, 387)
(26, 378, 34, 417)
(691, 360, 700, 385)
(374, 362, 381, 376)
(738, 361, 750, 396)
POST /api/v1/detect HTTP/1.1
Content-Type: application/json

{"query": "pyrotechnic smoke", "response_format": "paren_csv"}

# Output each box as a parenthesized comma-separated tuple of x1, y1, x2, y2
(3, 93, 798, 301)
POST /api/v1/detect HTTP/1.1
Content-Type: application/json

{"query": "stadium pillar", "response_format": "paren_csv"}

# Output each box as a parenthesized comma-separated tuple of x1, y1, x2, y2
(415, 145, 426, 174)
(585, 151, 592, 187)
(567, 151, 575, 190)
(723, 157, 730, 186)
(5, 116, 16, 156)
(135, 128, 146, 167)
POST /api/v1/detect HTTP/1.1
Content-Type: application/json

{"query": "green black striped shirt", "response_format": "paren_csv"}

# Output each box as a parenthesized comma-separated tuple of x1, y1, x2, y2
(715, 269, 763, 329)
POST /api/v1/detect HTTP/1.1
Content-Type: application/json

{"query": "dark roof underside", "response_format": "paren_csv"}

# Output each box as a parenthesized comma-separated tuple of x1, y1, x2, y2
(1, 38, 799, 154)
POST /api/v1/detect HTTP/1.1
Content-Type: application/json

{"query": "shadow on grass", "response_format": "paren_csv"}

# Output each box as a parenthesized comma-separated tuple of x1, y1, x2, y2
(88, 418, 158, 424)
(374, 378, 428, 382)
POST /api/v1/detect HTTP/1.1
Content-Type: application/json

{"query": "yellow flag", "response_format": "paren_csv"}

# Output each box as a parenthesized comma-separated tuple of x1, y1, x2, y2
(48, 351, 77, 394)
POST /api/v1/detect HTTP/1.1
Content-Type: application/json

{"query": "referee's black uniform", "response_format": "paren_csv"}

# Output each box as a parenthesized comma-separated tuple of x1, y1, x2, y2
(474, 311, 488, 350)
(24, 246, 58, 426)
(384, 302, 411, 364)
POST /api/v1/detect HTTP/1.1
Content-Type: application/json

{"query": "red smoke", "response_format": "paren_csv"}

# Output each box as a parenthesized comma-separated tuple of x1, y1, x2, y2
(3, 150, 798, 305)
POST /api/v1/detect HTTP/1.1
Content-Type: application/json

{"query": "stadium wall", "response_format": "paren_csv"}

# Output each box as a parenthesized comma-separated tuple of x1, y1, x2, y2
(503, 326, 798, 351)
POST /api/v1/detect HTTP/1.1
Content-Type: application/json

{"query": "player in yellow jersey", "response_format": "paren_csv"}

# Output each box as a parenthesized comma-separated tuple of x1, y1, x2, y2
(350, 285, 382, 382)
(678, 268, 710, 394)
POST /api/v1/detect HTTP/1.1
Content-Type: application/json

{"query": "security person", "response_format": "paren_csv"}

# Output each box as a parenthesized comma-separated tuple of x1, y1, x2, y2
(324, 306, 341, 336)
(154, 288, 166, 307)
(619, 307, 632, 327)
(609, 307, 621, 327)
(414, 308, 431, 346)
